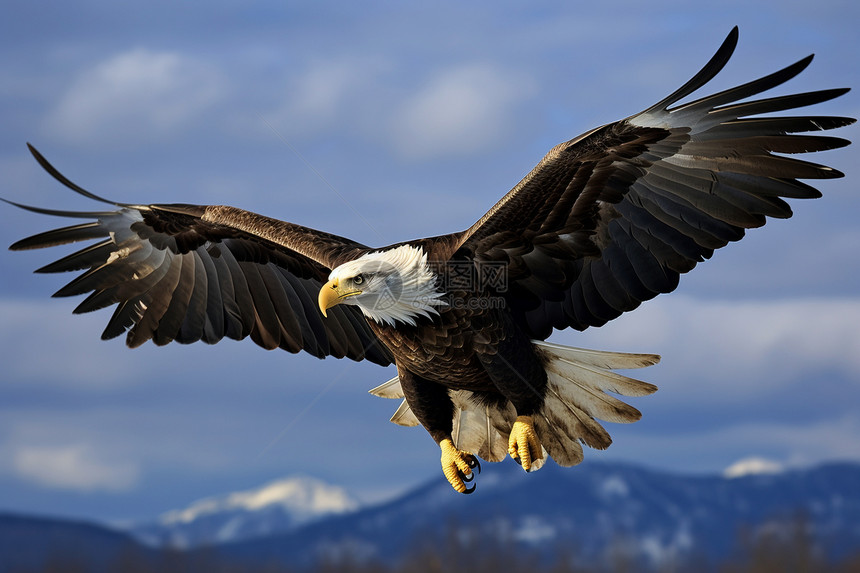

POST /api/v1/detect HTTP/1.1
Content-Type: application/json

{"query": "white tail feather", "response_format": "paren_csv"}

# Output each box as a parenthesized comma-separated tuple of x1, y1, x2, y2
(368, 376, 403, 399)
(390, 399, 419, 427)
(533, 340, 660, 372)
(534, 412, 583, 467)
(544, 384, 612, 446)
(367, 376, 417, 426)
(450, 391, 508, 462)
(531, 340, 658, 467)
(544, 362, 643, 423)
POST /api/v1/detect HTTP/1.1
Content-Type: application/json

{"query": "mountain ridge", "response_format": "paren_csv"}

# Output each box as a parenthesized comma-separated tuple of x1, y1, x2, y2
(0, 512, 153, 573)
(130, 474, 359, 548)
(207, 460, 860, 570)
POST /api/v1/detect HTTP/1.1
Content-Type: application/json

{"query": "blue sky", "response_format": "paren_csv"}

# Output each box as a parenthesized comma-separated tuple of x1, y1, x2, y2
(0, 1, 858, 523)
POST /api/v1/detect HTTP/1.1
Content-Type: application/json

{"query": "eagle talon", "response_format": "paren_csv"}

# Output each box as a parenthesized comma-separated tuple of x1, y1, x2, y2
(508, 415, 543, 472)
(440, 438, 480, 494)
(459, 453, 480, 484)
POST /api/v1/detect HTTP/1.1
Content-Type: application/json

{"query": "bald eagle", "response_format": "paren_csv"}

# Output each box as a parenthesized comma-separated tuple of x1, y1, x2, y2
(5, 28, 853, 493)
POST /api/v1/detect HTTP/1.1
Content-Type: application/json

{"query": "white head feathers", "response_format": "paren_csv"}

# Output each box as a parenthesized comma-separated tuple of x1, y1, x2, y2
(327, 244, 447, 327)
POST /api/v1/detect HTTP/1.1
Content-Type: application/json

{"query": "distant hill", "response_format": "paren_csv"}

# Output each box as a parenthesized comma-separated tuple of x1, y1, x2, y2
(0, 513, 152, 573)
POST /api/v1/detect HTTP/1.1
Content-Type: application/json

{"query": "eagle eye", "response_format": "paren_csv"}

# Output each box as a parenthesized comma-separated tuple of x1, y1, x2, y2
(353, 274, 365, 286)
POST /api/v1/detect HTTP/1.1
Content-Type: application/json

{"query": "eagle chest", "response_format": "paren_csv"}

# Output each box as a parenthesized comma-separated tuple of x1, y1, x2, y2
(370, 307, 507, 390)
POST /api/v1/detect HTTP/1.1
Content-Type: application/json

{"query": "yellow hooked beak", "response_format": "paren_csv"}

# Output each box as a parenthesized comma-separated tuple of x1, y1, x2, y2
(318, 279, 362, 317)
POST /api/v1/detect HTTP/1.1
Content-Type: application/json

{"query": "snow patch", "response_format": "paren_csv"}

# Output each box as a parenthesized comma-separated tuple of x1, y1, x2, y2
(132, 475, 360, 548)
(513, 515, 557, 544)
(216, 516, 246, 543)
(598, 475, 630, 499)
(723, 457, 784, 479)
(161, 474, 358, 525)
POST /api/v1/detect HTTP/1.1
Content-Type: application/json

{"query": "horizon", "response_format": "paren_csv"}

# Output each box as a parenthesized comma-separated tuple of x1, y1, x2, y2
(3, 455, 858, 530)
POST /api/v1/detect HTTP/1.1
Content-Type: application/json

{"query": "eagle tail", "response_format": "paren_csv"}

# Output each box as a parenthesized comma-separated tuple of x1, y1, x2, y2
(531, 341, 659, 467)
(368, 342, 658, 469)
(450, 391, 512, 463)
(369, 377, 514, 463)
(368, 376, 421, 427)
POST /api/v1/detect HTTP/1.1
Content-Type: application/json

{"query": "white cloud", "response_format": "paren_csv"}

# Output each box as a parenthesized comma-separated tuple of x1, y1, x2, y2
(391, 63, 536, 159)
(12, 443, 138, 492)
(563, 295, 860, 398)
(284, 61, 356, 125)
(254, 56, 392, 141)
(611, 414, 860, 471)
(270, 57, 389, 134)
(44, 48, 224, 145)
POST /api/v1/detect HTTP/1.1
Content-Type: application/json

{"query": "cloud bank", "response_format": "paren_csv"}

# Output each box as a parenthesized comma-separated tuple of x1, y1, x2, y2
(391, 64, 536, 159)
(44, 49, 225, 146)
(11, 444, 138, 492)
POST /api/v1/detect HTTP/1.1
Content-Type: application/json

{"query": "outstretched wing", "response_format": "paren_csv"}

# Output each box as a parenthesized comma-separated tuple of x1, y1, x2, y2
(451, 27, 854, 340)
(7, 145, 393, 365)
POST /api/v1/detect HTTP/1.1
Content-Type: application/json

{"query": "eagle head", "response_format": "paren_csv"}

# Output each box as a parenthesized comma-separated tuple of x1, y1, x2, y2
(318, 244, 447, 327)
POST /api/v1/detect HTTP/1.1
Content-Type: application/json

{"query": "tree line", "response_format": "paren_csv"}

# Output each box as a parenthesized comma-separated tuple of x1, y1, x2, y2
(10, 516, 860, 573)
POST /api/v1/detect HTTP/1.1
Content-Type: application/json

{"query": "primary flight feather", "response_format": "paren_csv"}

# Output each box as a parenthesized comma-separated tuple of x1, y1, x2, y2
(5, 28, 853, 493)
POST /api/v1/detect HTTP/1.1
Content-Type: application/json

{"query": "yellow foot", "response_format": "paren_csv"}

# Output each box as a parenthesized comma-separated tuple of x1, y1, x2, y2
(508, 415, 543, 472)
(439, 438, 481, 494)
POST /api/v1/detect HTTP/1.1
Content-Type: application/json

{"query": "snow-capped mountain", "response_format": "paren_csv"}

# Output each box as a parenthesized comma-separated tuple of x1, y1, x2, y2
(722, 456, 784, 478)
(130, 475, 358, 548)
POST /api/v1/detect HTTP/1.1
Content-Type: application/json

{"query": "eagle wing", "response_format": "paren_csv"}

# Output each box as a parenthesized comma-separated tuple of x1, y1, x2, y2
(451, 27, 854, 340)
(8, 145, 393, 365)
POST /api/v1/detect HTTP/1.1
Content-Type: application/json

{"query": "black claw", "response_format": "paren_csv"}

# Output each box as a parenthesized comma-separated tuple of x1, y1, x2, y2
(465, 454, 481, 474)
(456, 455, 481, 493)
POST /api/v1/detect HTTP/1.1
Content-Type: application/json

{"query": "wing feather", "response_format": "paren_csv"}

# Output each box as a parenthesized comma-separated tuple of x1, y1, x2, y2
(11, 222, 108, 251)
(37, 240, 118, 274)
(177, 251, 209, 344)
(196, 247, 224, 344)
(7, 148, 393, 365)
(443, 28, 852, 338)
(216, 242, 256, 339)
(130, 249, 182, 348)
(153, 252, 195, 345)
